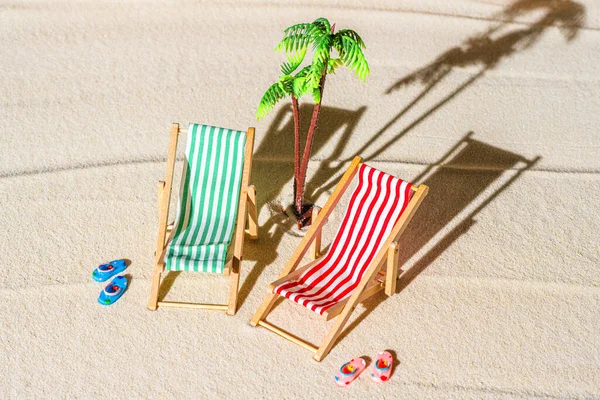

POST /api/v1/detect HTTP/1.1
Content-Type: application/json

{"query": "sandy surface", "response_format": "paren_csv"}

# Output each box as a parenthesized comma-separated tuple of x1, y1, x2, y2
(1, 0, 599, 398)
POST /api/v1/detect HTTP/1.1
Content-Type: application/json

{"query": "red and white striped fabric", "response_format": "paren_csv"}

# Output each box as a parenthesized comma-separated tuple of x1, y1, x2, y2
(274, 164, 413, 315)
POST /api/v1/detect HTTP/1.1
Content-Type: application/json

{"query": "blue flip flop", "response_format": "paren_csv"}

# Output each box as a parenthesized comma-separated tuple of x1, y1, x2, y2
(98, 276, 128, 306)
(92, 259, 127, 282)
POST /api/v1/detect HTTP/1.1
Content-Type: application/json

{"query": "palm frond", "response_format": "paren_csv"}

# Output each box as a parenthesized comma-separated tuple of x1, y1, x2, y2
(280, 62, 295, 76)
(312, 87, 321, 104)
(289, 65, 315, 98)
(312, 18, 331, 35)
(282, 23, 313, 37)
(279, 44, 307, 75)
(258, 18, 370, 119)
(275, 34, 310, 53)
(327, 57, 343, 74)
(290, 77, 308, 98)
(336, 29, 365, 47)
(333, 32, 370, 81)
(294, 65, 312, 78)
(275, 26, 314, 76)
(256, 80, 292, 120)
(305, 34, 332, 88)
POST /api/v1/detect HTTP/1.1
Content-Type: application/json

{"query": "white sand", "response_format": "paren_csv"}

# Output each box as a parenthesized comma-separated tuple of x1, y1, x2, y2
(1, 0, 599, 398)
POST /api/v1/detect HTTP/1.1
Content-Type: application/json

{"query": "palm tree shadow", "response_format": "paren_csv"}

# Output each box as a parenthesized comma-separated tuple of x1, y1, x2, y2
(387, 0, 584, 94)
(331, 0, 584, 344)
(237, 105, 366, 309)
(240, 0, 585, 320)
(336, 133, 540, 344)
(313, 0, 584, 198)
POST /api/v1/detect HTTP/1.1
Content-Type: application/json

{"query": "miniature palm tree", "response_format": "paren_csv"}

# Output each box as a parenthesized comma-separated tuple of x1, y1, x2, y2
(257, 17, 369, 227)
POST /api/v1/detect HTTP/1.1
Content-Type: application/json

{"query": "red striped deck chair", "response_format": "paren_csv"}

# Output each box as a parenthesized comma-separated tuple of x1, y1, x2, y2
(251, 156, 428, 361)
(148, 123, 258, 315)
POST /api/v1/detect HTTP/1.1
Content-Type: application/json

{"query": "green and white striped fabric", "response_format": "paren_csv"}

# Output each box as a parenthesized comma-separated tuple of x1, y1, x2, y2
(165, 123, 247, 273)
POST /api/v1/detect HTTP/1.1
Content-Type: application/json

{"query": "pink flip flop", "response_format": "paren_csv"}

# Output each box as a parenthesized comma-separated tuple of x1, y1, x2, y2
(370, 351, 393, 383)
(334, 357, 366, 387)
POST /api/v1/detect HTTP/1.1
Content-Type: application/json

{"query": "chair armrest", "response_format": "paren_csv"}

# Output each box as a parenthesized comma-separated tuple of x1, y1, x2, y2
(310, 206, 324, 260)
(268, 259, 321, 292)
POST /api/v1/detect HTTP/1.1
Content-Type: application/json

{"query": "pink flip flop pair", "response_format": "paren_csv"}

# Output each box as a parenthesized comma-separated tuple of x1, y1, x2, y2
(334, 351, 393, 387)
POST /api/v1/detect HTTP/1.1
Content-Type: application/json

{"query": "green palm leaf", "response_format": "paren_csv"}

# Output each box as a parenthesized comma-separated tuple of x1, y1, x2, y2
(327, 57, 343, 74)
(275, 34, 309, 53)
(257, 18, 369, 120)
(333, 31, 370, 81)
(256, 80, 292, 120)
(279, 44, 308, 75)
(312, 87, 321, 104)
(336, 29, 365, 47)
(291, 65, 313, 98)
(282, 23, 313, 37)
(311, 18, 331, 35)
(306, 34, 332, 87)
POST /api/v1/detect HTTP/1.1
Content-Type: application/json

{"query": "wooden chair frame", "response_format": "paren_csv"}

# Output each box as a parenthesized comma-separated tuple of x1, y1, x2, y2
(250, 156, 428, 361)
(148, 123, 258, 315)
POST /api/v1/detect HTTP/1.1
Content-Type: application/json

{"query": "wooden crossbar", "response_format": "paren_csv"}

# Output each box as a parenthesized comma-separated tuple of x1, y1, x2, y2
(157, 302, 228, 311)
(257, 320, 319, 353)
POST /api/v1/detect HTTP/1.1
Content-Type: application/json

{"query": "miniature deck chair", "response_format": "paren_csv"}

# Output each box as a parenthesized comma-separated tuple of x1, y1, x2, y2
(251, 156, 428, 361)
(148, 123, 258, 315)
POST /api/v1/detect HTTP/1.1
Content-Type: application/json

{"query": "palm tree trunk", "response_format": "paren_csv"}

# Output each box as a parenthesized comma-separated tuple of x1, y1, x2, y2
(291, 95, 301, 201)
(294, 73, 327, 217)
(294, 23, 335, 222)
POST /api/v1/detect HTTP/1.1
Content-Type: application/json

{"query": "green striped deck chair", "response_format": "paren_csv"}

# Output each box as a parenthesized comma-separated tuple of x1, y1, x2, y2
(149, 123, 258, 315)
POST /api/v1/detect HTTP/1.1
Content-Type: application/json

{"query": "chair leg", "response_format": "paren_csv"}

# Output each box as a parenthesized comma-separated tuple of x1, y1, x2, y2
(148, 263, 163, 310)
(246, 185, 258, 239)
(223, 258, 232, 277)
(314, 298, 361, 361)
(250, 292, 279, 326)
(227, 257, 241, 315)
(149, 180, 168, 311)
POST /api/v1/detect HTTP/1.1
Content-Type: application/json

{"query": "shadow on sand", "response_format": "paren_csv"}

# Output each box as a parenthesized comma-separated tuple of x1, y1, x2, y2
(334, 0, 583, 340)
(336, 134, 540, 343)
(239, 0, 584, 345)
(237, 105, 367, 307)
(160, 0, 584, 321)
(310, 0, 584, 197)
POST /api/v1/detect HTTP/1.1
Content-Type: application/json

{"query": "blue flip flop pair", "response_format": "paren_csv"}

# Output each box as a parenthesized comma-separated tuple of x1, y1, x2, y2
(92, 259, 128, 306)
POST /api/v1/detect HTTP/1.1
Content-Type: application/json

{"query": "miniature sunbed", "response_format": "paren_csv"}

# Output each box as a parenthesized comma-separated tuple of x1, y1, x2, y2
(148, 123, 258, 315)
(251, 156, 428, 360)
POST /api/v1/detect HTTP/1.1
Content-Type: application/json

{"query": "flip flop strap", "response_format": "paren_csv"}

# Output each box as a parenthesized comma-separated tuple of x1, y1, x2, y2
(98, 264, 114, 272)
(340, 362, 356, 376)
(375, 359, 391, 371)
(104, 286, 122, 296)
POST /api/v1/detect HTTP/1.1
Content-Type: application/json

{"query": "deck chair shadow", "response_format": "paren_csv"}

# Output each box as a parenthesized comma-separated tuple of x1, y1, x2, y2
(149, 123, 258, 315)
(251, 156, 428, 361)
